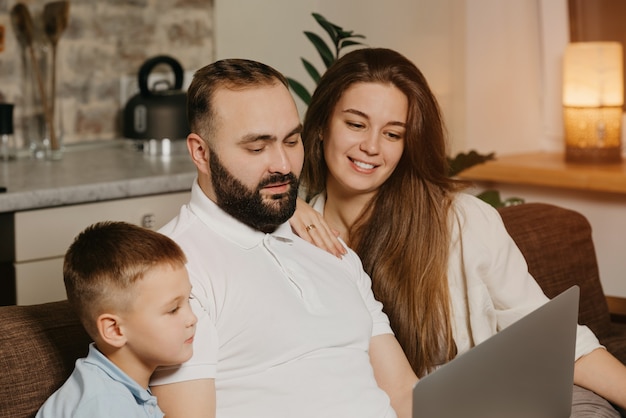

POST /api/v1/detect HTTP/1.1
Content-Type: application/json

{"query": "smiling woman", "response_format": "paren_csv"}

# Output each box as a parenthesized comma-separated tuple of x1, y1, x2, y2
(295, 49, 464, 377)
(322, 82, 407, 208)
(292, 46, 626, 417)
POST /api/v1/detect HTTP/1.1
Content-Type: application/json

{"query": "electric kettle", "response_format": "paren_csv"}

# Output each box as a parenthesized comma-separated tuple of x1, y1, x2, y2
(123, 55, 189, 141)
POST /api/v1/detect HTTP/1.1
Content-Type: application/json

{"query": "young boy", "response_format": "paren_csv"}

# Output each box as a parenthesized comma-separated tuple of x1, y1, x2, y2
(36, 221, 197, 418)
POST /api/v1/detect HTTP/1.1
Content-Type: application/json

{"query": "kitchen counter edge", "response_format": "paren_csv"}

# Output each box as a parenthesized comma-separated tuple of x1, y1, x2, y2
(0, 140, 196, 213)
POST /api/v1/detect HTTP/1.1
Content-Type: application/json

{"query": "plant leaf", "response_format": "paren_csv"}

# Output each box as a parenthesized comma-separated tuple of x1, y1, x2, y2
(476, 190, 505, 208)
(287, 77, 312, 105)
(447, 150, 495, 177)
(476, 190, 524, 208)
(502, 197, 525, 207)
(313, 13, 340, 45)
(312, 13, 342, 34)
(311, 12, 328, 25)
(301, 58, 322, 84)
(339, 40, 365, 50)
(287, 13, 369, 106)
(338, 30, 366, 40)
(304, 31, 335, 68)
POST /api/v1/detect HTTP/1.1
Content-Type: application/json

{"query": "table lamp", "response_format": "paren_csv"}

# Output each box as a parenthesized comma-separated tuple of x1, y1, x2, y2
(563, 41, 623, 163)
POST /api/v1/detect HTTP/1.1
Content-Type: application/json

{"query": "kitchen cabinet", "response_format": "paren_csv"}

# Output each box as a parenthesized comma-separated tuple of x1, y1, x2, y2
(0, 140, 196, 305)
(5, 191, 189, 305)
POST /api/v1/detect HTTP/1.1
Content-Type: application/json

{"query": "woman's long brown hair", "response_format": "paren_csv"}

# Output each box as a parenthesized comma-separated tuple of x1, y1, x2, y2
(301, 48, 465, 377)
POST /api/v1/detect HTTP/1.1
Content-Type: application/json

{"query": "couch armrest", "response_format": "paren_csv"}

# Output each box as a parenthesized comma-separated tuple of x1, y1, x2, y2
(0, 300, 92, 418)
(497, 203, 612, 340)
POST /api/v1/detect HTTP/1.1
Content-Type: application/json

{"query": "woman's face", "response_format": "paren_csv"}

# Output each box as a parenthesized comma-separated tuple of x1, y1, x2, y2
(323, 82, 407, 198)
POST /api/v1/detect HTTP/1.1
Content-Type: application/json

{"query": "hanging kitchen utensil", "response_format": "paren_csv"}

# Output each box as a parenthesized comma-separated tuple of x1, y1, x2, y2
(11, 3, 53, 153)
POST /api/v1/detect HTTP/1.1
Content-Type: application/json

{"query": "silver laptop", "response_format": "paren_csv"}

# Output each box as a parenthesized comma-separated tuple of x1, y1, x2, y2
(412, 285, 579, 418)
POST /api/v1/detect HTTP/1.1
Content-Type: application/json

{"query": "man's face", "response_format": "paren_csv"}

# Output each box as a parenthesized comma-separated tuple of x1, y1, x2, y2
(201, 82, 304, 232)
(209, 150, 299, 232)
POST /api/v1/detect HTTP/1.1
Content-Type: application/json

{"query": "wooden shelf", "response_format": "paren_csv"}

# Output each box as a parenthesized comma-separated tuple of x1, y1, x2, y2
(607, 296, 626, 323)
(457, 152, 626, 194)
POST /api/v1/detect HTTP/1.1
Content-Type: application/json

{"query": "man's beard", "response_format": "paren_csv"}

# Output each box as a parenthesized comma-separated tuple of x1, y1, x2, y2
(209, 151, 299, 233)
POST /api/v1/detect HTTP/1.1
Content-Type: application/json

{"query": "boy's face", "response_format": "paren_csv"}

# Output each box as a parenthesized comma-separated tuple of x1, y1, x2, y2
(121, 262, 196, 369)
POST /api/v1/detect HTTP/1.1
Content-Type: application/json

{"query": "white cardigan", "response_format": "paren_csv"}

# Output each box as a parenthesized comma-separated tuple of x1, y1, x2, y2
(310, 192, 601, 362)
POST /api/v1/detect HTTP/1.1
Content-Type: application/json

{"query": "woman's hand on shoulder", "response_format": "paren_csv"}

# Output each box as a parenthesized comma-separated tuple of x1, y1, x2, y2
(291, 198, 347, 258)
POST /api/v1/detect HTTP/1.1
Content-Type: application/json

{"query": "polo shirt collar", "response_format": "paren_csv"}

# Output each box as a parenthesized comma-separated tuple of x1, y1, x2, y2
(86, 343, 155, 404)
(188, 179, 296, 249)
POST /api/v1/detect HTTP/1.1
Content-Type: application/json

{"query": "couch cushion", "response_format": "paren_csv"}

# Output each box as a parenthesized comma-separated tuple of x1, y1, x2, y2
(0, 300, 91, 418)
(498, 203, 612, 341)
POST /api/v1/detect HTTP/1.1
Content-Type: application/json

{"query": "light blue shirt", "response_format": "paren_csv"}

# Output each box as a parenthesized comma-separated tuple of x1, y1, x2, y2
(36, 343, 163, 418)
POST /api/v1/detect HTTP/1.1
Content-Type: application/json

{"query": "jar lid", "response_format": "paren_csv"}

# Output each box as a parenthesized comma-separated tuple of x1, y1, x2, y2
(0, 103, 14, 135)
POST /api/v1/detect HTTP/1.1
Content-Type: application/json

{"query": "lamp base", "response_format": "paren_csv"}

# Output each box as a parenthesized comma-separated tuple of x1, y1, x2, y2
(565, 145, 622, 164)
(563, 106, 623, 164)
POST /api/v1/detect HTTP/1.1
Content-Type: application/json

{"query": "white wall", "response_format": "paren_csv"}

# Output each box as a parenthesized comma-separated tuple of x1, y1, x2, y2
(214, 0, 626, 297)
(465, 1, 544, 154)
(214, 0, 558, 156)
(214, 0, 464, 149)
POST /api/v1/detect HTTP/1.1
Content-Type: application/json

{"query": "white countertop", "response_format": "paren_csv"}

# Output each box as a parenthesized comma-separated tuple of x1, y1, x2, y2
(0, 140, 196, 213)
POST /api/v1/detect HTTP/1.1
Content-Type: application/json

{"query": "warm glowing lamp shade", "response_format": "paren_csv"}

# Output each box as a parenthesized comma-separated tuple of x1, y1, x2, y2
(563, 42, 624, 163)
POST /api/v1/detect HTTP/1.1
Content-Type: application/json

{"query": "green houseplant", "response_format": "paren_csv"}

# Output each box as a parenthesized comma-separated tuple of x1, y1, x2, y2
(289, 13, 522, 208)
(286, 13, 366, 106)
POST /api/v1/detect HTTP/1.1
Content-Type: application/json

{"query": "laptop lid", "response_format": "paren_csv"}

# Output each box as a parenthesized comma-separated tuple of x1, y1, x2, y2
(412, 285, 579, 418)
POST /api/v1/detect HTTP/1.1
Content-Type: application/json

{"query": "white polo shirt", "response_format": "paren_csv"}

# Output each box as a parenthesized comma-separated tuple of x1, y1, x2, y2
(152, 180, 396, 418)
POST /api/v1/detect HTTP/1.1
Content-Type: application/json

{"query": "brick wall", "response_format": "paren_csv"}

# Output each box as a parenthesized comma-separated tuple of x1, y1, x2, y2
(0, 0, 213, 150)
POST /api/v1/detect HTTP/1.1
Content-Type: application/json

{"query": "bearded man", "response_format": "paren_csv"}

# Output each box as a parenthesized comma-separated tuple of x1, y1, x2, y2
(150, 58, 417, 418)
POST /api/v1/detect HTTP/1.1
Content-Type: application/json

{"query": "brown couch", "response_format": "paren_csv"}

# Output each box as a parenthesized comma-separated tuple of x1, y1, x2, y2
(0, 300, 91, 418)
(1, 202, 625, 418)
(498, 202, 626, 364)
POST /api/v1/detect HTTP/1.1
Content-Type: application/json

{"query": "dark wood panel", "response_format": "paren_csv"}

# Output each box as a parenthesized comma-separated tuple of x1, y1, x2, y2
(607, 296, 626, 323)
(0, 212, 16, 305)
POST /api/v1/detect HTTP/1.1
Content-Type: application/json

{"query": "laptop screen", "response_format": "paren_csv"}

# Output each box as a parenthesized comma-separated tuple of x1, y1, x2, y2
(412, 286, 579, 418)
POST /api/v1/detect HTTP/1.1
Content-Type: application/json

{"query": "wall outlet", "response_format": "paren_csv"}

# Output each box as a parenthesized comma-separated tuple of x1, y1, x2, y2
(119, 70, 194, 108)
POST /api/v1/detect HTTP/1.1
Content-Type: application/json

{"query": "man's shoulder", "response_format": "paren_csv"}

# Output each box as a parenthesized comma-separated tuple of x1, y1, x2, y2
(291, 232, 366, 281)
(159, 204, 199, 238)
